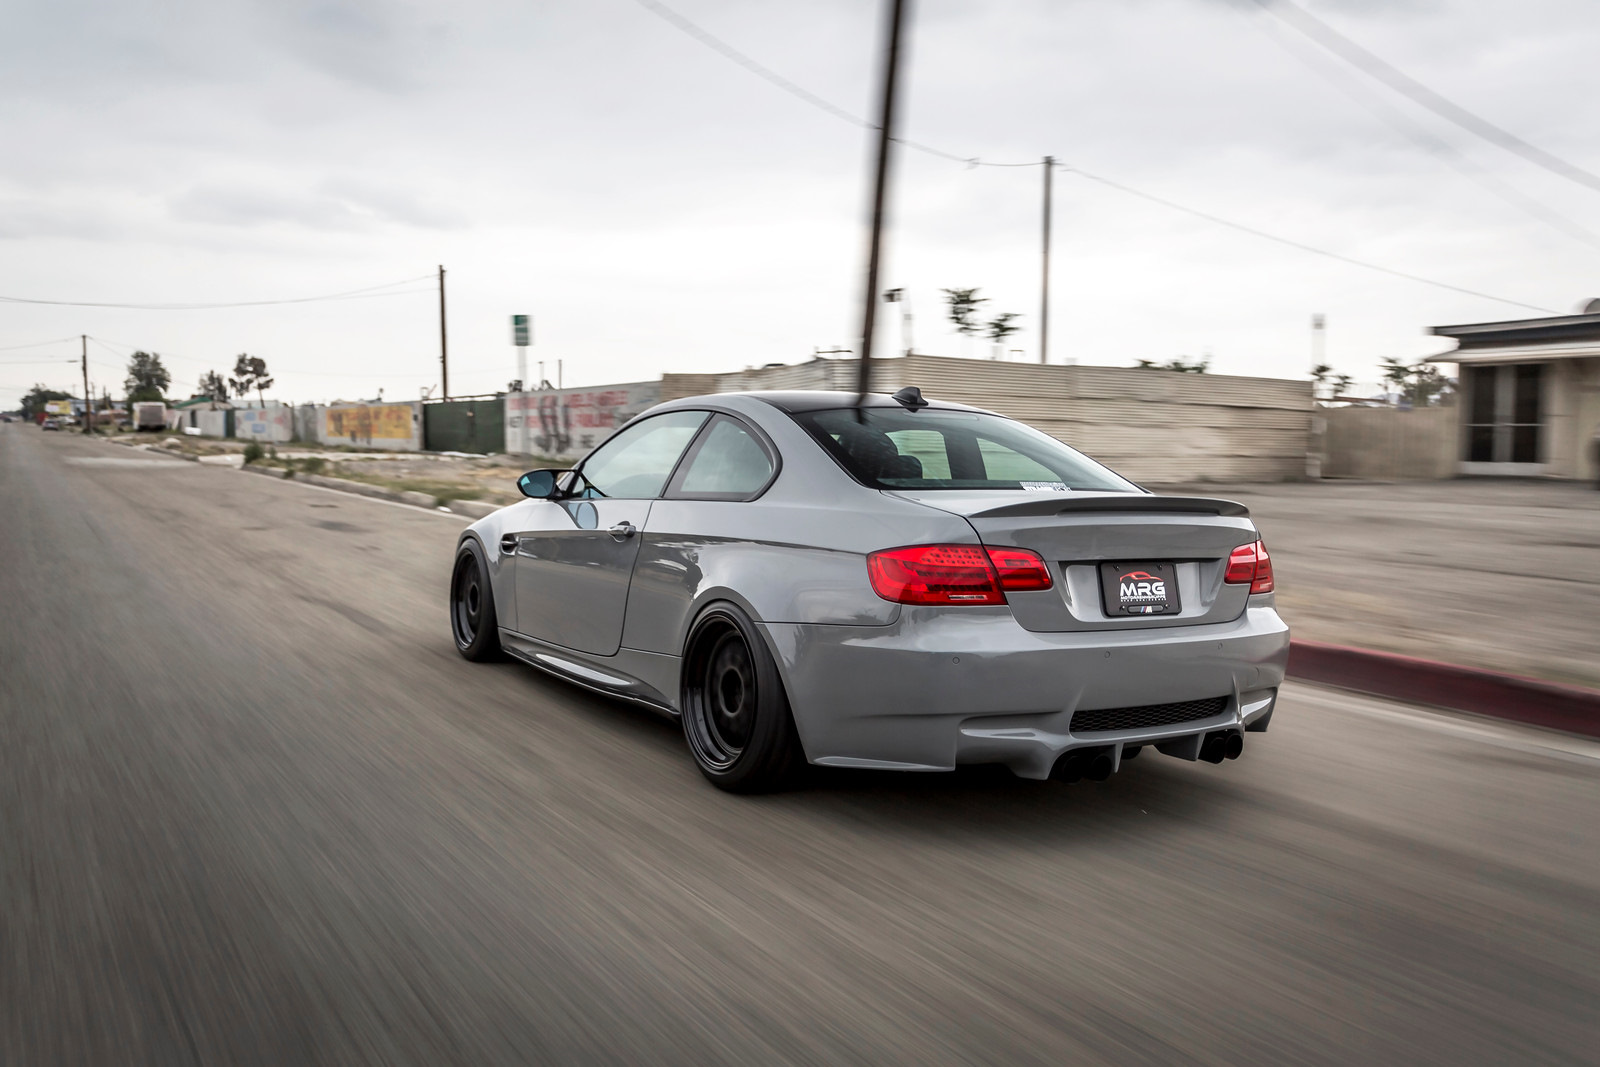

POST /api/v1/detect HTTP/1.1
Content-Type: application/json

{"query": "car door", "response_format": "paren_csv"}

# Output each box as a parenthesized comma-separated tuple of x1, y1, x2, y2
(512, 409, 708, 656)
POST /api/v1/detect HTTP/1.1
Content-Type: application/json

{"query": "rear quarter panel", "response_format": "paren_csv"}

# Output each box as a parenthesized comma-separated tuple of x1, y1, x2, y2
(620, 397, 976, 655)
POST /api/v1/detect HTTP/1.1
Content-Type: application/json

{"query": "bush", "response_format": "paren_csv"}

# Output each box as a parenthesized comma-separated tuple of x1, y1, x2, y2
(299, 456, 325, 476)
(242, 441, 264, 464)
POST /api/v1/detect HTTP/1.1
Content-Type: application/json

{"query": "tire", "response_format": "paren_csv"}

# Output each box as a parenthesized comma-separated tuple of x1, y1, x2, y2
(450, 538, 503, 662)
(681, 603, 804, 793)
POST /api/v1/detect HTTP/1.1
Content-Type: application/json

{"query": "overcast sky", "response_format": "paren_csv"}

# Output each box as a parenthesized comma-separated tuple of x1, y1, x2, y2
(4, 0, 1599, 405)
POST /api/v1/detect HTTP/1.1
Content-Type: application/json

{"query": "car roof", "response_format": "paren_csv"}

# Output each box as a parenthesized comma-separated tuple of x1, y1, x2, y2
(678, 389, 998, 416)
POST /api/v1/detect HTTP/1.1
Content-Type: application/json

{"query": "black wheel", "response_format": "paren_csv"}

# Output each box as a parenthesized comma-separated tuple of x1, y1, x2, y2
(681, 603, 803, 793)
(450, 539, 503, 661)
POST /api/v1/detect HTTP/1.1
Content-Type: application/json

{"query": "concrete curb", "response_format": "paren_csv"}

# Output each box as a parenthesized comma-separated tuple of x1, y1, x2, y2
(1287, 638, 1600, 738)
(237, 462, 502, 519)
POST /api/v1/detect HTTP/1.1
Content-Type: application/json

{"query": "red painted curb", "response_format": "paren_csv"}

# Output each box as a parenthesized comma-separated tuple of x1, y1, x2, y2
(1286, 639, 1600, 738)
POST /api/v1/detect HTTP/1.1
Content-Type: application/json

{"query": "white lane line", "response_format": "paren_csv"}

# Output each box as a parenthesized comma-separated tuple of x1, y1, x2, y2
(1285, 682, 1600, 766)
(232, 469, 473, 522)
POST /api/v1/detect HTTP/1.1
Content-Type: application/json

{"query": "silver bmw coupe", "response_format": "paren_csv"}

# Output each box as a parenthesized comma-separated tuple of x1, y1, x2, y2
(450, 388, 1289, 792)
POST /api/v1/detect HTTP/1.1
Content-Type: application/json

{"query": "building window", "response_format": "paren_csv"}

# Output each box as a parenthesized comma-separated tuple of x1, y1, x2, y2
(1464, 363, 1543, 464)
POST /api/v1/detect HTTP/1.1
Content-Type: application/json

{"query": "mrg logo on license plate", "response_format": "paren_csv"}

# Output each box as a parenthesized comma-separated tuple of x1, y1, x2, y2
(1099, 562, 1181, 616)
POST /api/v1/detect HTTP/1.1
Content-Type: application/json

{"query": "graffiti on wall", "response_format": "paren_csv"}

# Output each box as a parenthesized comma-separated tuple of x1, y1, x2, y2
(234, 407, 291, 439)
(324, 404, 415, 442)
(505, 383, 660, 460)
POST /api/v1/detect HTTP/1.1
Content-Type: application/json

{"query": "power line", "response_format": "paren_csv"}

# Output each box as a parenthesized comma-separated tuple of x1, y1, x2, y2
(0, 274, 435, 311)
(1063, 166, 1556, 313)
(1252, 0, 1600, 196)
(631, 0, 1556, 313)
(630, 0, 1038, 168)
(1242, 10, 1600, 253)
(0, 336, 79, 352)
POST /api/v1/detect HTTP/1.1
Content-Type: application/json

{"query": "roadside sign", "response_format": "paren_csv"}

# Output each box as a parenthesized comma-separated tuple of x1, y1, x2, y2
(512, 314, 531, 347)
(45, 400, 73, 415)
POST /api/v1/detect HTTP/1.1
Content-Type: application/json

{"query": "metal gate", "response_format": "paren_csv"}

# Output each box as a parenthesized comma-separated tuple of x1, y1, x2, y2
(422, 396, 506, 454)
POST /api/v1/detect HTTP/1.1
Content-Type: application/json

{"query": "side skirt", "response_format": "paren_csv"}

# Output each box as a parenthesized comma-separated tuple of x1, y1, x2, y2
(499, 628, 680, 718)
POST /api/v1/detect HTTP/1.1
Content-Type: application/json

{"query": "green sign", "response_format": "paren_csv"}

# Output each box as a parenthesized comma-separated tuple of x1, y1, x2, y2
(512, 314, 531, 347)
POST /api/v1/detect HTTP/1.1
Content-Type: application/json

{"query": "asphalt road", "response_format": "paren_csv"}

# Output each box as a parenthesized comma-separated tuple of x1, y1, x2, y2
(4, 425, 1598, 1066)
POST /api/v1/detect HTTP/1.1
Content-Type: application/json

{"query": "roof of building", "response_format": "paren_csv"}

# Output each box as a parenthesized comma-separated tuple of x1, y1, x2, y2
(1427, 308, 1600, 364)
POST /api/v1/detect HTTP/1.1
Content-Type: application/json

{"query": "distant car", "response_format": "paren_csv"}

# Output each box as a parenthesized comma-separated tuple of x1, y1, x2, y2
(449, 389, 1289, 792)
(40, 418, 61, 431)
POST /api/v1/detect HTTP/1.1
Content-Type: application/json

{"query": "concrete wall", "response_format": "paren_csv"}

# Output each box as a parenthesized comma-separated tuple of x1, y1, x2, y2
(666, 355, 1314, 483)
(1543, 357, 1600, 480)
(233, 404, 294, 443)
(1321, 405, 1457, 481)
(317, 402, 422, 451)
(504, 383, 660, 461)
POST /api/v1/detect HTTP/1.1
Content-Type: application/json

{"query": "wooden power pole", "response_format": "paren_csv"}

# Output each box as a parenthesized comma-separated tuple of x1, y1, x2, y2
(856, 0, 909, 400)
(1040, 156, 1054, 364)
(81, 335, 91, 434)
(438, 265, 449, 399)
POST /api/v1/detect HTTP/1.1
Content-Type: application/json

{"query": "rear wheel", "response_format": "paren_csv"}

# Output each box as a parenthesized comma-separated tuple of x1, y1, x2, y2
(681, 604, 803, 793)
(450, 539, 503, 661)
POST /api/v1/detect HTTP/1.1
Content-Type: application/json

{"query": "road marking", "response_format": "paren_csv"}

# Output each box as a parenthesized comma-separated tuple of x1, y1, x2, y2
(1286, 682, 1600, 766)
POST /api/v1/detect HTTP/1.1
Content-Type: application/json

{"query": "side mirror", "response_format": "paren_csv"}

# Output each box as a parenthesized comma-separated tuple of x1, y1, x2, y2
(517, 469, 564, 499)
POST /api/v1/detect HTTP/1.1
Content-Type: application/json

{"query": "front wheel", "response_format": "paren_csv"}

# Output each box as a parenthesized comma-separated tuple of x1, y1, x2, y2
(450, 539, 503, 661)
(681, 604, 803, 793)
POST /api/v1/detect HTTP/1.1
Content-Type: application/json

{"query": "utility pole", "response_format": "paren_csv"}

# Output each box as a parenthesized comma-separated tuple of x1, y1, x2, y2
(80, 335, 90, 434)
(856, 0, 909, 400)
(1311, 313, 1326, 369)
(1040, 156, 1054, 365)
(438, 265, 449, 399)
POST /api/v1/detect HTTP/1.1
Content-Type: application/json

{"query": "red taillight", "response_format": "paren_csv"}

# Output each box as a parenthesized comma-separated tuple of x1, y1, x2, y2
(866, 544, 1052, 605)
(986, 546, 1054, 592)
(1250, 541, 1274, 594)
(1224, 539, 1274, 594)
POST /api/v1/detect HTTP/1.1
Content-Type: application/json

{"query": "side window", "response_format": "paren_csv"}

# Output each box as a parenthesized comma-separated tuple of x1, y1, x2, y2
(674, 416, 776, 498)
(576, 411, 708, 498)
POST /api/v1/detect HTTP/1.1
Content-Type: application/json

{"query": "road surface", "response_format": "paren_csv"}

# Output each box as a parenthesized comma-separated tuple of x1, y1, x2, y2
(3, 425, 1597, 1065)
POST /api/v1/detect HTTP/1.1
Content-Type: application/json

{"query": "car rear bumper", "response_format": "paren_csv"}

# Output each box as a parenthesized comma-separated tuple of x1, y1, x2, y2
(762, 598, 1289, 780)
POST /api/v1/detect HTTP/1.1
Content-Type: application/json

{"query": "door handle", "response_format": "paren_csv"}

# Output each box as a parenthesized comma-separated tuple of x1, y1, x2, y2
(499, 534, 518, 554)
(607, 521, 637, 541)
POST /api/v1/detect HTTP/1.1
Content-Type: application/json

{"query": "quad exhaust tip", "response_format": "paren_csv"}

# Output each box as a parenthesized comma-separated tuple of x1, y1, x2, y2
(1050, 746, 1118, 783)
(1199, 730, 1245, 764)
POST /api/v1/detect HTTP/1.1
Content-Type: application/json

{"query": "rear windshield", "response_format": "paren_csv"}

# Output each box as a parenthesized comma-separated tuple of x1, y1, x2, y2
(792, 407, 1141, 493)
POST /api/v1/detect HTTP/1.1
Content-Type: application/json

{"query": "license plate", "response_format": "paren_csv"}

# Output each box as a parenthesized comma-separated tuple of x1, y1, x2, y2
(1099, 562, 1181, 616)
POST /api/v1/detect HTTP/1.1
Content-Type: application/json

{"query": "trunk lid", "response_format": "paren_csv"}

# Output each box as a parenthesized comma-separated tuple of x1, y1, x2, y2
(890, 490, 1260, 632)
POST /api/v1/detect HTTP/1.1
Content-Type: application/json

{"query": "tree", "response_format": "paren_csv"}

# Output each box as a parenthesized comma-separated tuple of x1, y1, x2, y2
(1379, 357, 1455, 407)
(1312, 364, 1353, 402)
(20, 384, 72, 420)
(228, 354, 274, 407)
(1137, 356, 1210, 374)
(197, 370, 229, 402)
(941, 288, 989, 336)
(123, 352, 172, 403)
(986, 312, 1023, 349)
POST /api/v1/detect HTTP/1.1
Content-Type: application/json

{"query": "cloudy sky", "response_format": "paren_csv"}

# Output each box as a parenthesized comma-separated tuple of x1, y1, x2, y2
(3, 0, 1599, 405)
